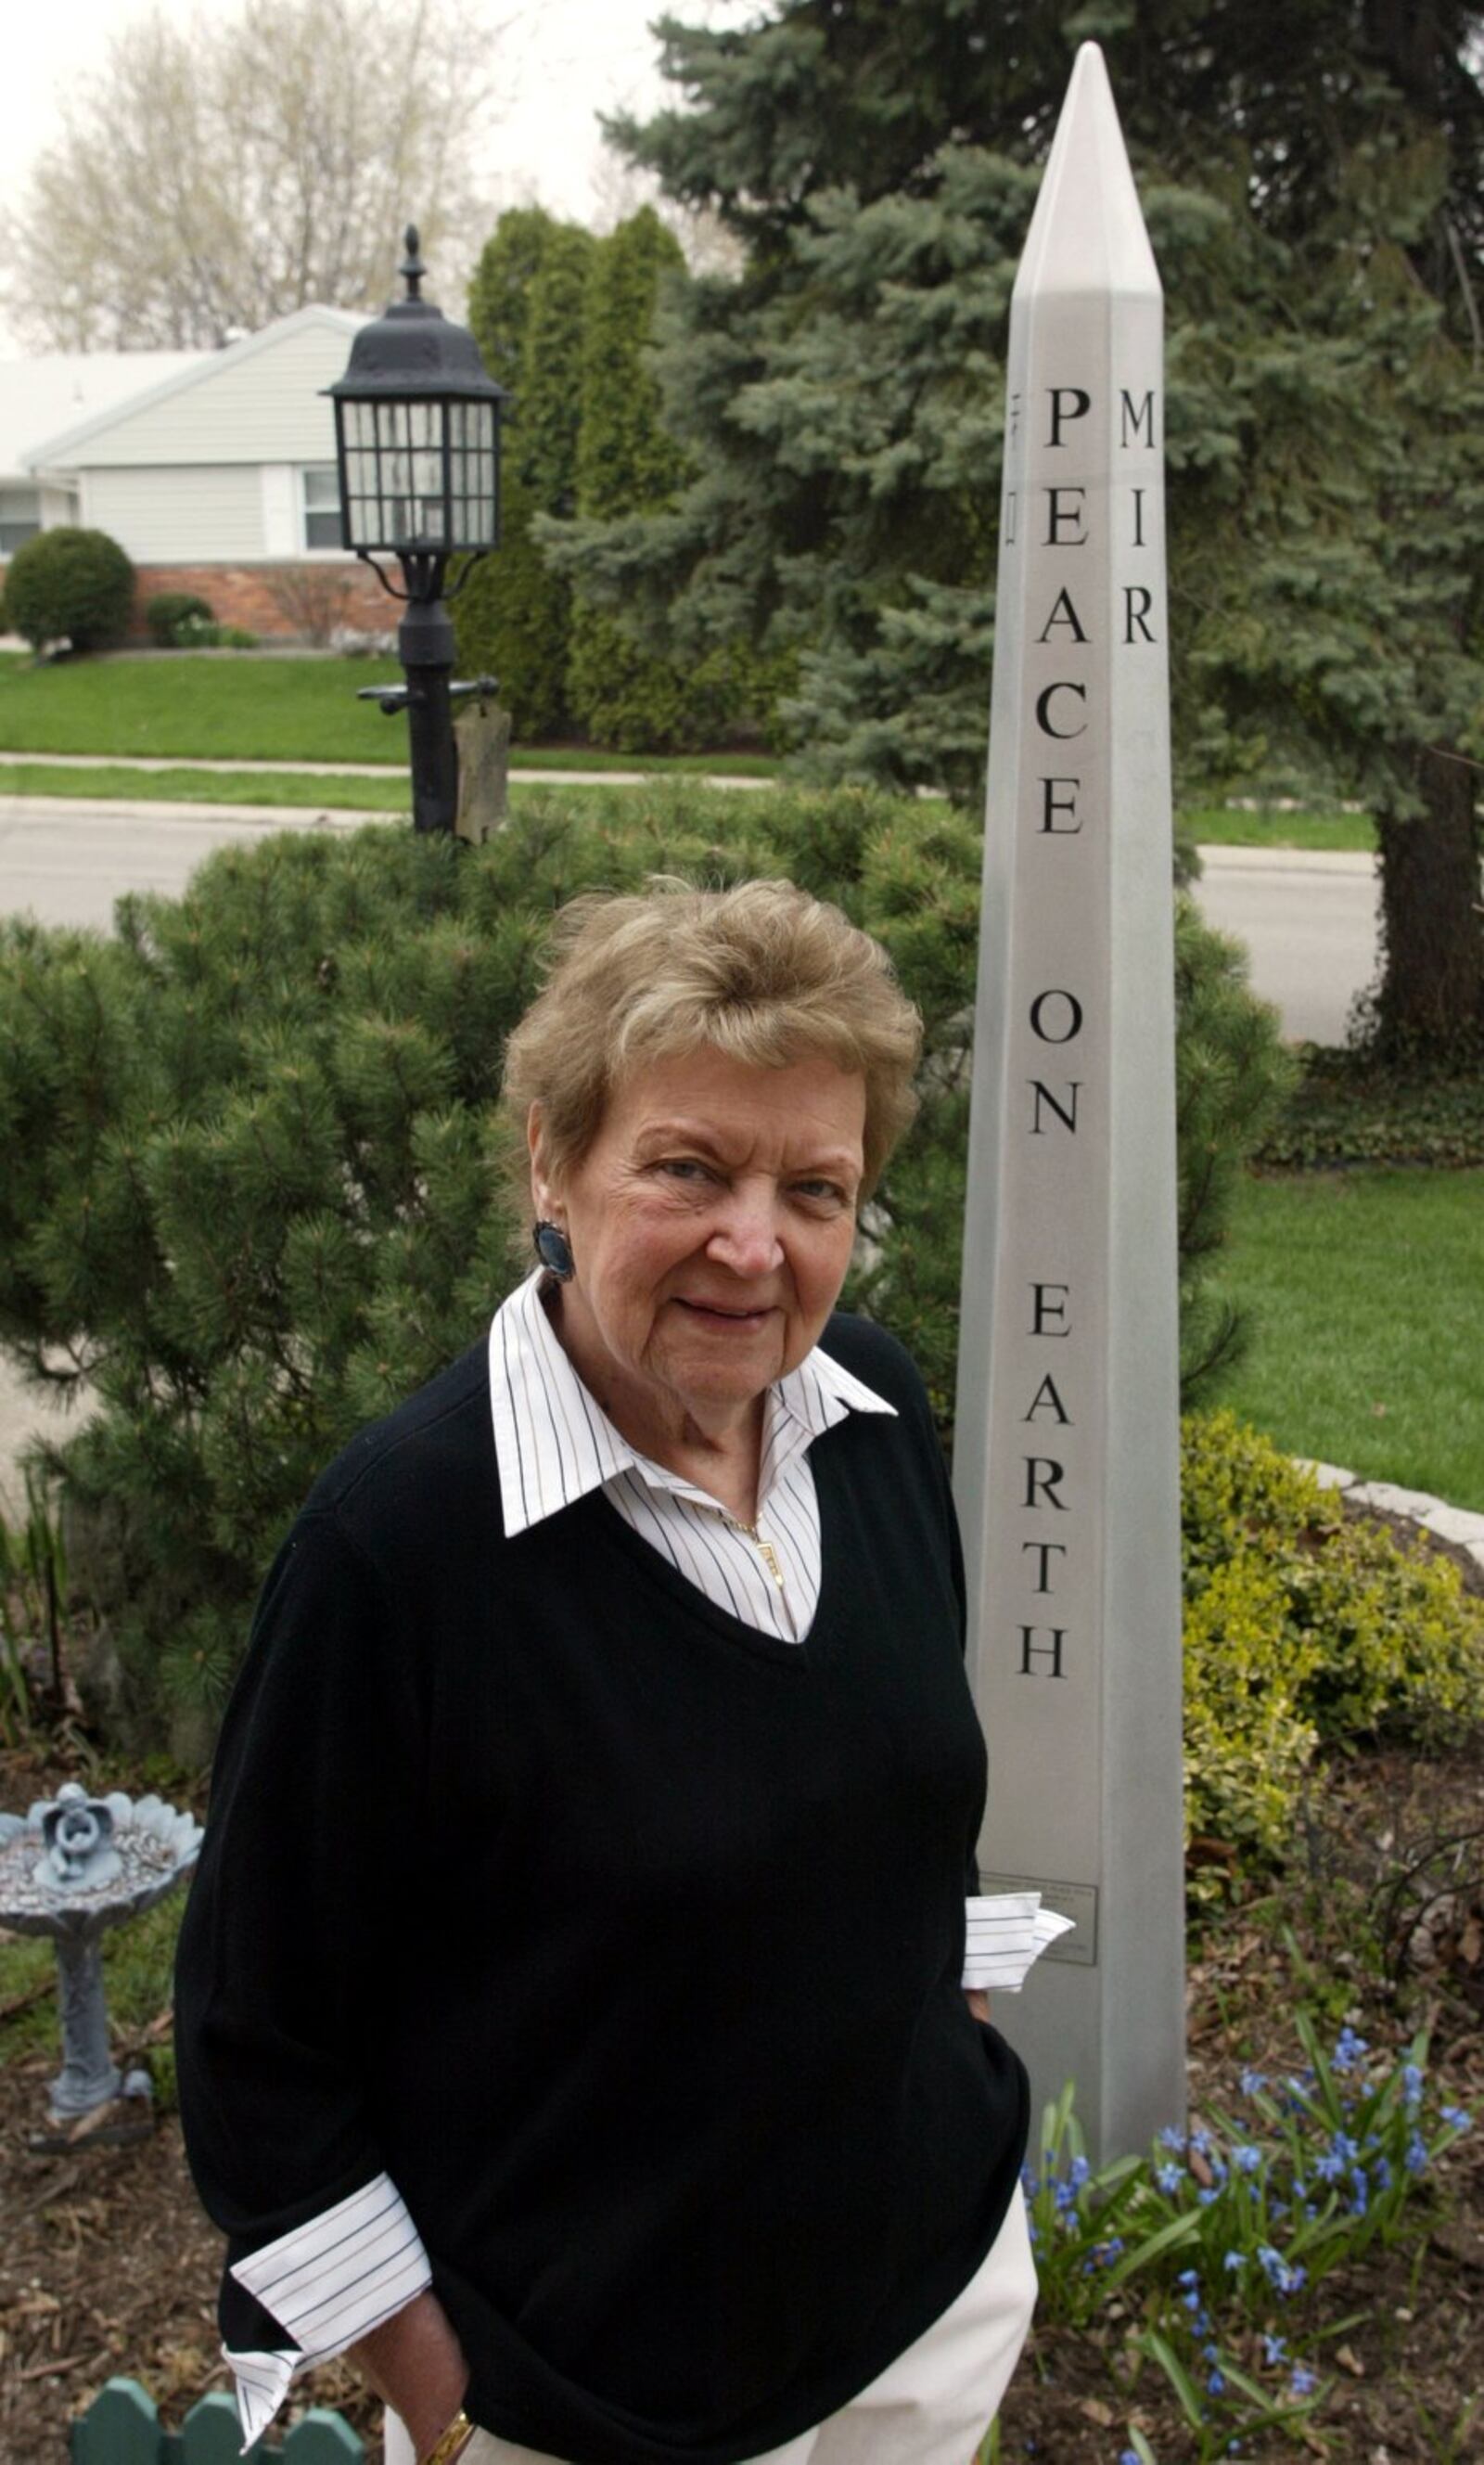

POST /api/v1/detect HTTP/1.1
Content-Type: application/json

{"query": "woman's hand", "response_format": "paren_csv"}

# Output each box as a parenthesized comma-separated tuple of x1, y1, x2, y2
(348, 2288, 471, 2459)
(965, 1988, 991, 2025)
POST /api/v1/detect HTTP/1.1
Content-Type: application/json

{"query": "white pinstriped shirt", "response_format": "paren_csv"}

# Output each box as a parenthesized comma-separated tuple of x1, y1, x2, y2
(224, 1273, 1069, 2446)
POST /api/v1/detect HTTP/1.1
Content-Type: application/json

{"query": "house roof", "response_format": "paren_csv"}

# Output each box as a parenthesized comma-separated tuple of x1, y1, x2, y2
(21, 305, 367, 471)
(0, 352, 206, 483)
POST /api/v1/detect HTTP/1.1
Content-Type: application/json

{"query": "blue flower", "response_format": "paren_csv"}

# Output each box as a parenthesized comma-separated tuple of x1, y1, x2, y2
(1315, 2131, 1359, 2182)
(1158, 2125, 1187, 2151)
(1262, 2333, 1287, 2366)
(1233, 2144, 1262, 2176)
(1240, 2066, 1268, 2095)
(1119, 2452, 1142, 2464)
(1177, 2267, 1200, 2287)
(1207, 2369, 1226, 2395)
(1157, 2162, 1184, 2195)
(1223, 2251, 1247, 2273)
(1405, 2133, 1428, 2176)
(1402, 2061, 1424, 2109)
(1020, 2163, 1038, 2195)
(1332, 2025, 1368, 2073)
(1068, 2152, 1091, 2186)
(1290, 2363, 1319, 2396)
(1350, 2169, 1369, 2215)
(1196, 2187, 1219, 2206)
(1256, 2243, 1306, 2296)
(1441, 2105, 1473, 2134)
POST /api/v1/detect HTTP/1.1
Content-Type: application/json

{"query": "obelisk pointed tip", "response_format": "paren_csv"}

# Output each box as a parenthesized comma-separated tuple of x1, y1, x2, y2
(1016, 41, 1159, 302)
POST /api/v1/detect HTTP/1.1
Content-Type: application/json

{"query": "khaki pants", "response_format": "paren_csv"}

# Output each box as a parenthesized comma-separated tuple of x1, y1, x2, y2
(387, 2188, 1035, 2465)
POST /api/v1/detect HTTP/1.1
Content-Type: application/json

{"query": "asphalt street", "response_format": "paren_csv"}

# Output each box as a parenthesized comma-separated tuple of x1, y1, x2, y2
(0, 793, 1381, 1039)
(1187, 844, 1380, 1048)
(0, 796, 1381, 1496)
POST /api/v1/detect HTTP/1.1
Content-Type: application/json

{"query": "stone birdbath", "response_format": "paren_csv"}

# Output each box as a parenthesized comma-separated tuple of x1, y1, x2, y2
(0, 1781, 202, 2152)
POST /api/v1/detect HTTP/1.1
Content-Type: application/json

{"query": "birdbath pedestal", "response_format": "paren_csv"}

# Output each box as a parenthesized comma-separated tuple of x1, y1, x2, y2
(0, 1782, 202, 2153)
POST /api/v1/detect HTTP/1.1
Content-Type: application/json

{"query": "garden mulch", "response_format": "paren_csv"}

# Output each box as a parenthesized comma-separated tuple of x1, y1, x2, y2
(4, 1741, 1484, 2465)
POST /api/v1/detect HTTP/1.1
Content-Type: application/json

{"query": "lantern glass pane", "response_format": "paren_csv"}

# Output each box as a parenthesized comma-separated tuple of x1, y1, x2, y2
(335, 385, 497, 549)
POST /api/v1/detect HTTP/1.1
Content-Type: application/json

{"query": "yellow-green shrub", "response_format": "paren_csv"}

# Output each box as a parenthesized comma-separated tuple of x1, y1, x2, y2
(1183, 1554, 1320, 1865)
(1181, 1411, 1484, 1866)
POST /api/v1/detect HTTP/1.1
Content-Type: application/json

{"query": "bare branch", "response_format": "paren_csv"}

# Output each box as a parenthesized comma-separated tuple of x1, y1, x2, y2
(0, 0, 517, 349)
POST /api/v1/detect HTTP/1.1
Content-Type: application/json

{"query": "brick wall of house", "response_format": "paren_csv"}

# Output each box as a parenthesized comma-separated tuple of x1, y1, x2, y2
(131, 561, 395, 642)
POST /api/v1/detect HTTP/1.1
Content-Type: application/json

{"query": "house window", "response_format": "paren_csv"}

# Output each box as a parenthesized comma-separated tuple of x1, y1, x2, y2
(0, 488, 42, 555)
(300, 466, 344, 551)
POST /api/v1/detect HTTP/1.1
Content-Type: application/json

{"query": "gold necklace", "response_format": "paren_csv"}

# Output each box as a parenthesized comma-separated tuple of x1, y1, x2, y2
(716, 1509, 786, 1595)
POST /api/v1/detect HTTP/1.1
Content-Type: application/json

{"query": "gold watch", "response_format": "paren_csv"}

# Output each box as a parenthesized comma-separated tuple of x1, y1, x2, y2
(421, 2408, 475, 2465)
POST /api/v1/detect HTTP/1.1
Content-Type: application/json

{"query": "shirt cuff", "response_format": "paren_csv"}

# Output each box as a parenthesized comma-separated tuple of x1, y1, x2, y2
(963, 1893, 1076, 1991)
(224, 2172, 431, 2447)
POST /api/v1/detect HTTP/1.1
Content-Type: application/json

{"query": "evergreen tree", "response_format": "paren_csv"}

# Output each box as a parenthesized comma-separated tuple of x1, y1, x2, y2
(574, 0, 1484, 1056)
(562, 208, 701, 751)
(456, 213, 596, 739)
(465, 205, 556, 389)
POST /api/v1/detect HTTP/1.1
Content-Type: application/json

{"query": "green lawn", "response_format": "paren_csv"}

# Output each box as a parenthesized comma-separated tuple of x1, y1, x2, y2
(0, 659, 1375, 837)
(1210, 1166, 1484, 1510)
(0, 653, 781, 775)
(1183, 803, 1375, 854)
(0, 762, 409, 812)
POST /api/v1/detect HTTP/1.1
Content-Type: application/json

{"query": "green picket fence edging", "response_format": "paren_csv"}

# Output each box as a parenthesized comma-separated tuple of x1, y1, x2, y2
(70, 2379, 364, 2462)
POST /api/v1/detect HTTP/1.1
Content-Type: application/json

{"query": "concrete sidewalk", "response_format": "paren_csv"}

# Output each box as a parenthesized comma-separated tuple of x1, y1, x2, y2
(0, 751, 774, 791)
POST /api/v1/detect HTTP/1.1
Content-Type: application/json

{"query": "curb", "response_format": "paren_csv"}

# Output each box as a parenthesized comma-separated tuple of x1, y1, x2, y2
(0, 751, 774, 790)
(1302, 1460, 1484, 1575)
(1195, 846, 1375, 878)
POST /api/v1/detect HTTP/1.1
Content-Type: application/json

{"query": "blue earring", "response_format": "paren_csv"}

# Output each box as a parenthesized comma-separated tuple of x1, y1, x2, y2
(533, 1219, 575, 1281)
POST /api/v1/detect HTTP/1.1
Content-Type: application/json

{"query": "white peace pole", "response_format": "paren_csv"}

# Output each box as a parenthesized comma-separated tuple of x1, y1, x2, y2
(953, 42, 1186, 2160)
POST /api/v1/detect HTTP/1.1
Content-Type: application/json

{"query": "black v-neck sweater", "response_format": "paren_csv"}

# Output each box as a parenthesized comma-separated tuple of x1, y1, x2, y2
(175, 1313, 1029, 2465)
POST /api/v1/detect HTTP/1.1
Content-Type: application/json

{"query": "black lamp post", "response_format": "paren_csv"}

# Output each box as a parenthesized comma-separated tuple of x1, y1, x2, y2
(325, 227, 507, 833)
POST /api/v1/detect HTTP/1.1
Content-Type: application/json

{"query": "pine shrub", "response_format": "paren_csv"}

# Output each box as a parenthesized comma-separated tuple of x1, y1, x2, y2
(5, 526, 136, 654)
(0, 790, 1288, 1752)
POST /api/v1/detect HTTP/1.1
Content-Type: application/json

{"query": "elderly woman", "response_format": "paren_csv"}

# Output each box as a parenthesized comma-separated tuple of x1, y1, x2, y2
(175, 878, 1040, 2465)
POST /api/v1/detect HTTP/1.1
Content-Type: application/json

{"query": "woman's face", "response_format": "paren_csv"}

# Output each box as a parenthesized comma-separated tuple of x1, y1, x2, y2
(531, 1046, 867, 1447)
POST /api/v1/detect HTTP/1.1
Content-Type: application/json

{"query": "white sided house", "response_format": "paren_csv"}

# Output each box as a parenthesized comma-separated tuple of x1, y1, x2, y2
(18, 307, 388, 640)
(0, 350, 206, 556)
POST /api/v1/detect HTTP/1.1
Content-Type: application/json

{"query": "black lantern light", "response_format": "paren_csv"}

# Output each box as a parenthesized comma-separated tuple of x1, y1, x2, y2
(326, 226, 507, 833)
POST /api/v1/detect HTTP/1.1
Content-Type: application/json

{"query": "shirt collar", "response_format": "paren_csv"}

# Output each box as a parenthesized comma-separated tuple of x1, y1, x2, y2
(488, 1268, 895, 1539)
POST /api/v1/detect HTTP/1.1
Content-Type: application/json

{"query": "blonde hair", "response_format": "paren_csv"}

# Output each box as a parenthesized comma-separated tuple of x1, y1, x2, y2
(503, 877, 922, 1199)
